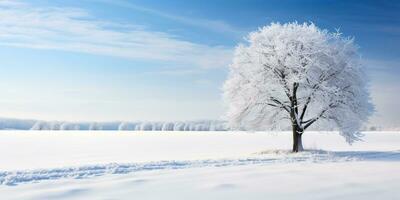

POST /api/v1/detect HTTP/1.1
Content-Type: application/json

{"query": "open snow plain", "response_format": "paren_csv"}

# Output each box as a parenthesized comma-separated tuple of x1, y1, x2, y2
(0, 131, 399, 199)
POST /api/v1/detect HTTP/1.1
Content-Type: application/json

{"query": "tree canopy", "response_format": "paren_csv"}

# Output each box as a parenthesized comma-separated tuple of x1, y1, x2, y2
(223, 22, 373, 146)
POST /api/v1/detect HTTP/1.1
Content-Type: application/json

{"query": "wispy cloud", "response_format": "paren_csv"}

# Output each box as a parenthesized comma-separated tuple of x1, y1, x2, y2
(94, 0, 244, 36)
(0, 0, 23, 6)
(156, 69, 203, 76)
(0, 1, 233, 68)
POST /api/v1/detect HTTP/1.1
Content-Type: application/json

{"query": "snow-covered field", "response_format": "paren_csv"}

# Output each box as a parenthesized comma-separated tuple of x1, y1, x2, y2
(0, 131, 399, 199)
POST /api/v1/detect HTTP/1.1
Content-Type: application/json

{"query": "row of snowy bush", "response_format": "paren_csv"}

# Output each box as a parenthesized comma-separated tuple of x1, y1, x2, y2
(0, 117, 392, 131)
(0, 118, 227, 131)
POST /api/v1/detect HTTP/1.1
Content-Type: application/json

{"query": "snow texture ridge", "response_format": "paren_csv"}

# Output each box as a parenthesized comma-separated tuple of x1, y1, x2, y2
(3, 150, 399, 186)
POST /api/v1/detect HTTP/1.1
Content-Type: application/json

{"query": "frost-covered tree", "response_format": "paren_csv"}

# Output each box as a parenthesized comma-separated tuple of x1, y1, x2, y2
(31, 121, 50, 130)
(89, 122, 102, 130)
(223, 22, 373, 152)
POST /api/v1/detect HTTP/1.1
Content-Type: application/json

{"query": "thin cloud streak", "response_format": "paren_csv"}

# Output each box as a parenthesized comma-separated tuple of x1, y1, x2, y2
(0, 1, 233, 69)
(94, 0, 245, 36)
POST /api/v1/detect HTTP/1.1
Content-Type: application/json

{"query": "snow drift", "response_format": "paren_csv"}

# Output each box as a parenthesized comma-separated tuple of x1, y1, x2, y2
(0, 150, 362, 186)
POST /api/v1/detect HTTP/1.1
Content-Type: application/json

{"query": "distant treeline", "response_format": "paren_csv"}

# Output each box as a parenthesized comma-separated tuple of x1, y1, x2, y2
(0, 117, 392, 131)
(0, 118, 227, 131)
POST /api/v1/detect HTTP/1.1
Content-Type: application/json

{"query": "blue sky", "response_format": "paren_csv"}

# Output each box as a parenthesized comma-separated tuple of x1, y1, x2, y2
(0, 0, 399, 127)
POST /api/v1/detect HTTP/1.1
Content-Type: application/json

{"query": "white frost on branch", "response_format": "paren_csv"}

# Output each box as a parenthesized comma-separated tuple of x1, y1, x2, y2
(223, 22, 374, 143)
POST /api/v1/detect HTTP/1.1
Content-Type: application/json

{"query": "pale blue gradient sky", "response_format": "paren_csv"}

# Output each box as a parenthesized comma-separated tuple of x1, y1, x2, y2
(0, 0, 399, 127)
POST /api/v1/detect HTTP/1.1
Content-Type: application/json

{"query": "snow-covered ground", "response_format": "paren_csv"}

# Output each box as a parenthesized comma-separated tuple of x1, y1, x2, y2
(0, 131, 399, 199)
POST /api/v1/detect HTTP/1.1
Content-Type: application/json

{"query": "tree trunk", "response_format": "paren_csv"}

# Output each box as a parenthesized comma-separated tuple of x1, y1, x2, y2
(290, 82, 304, 152)
(292, 125, 304, 152)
